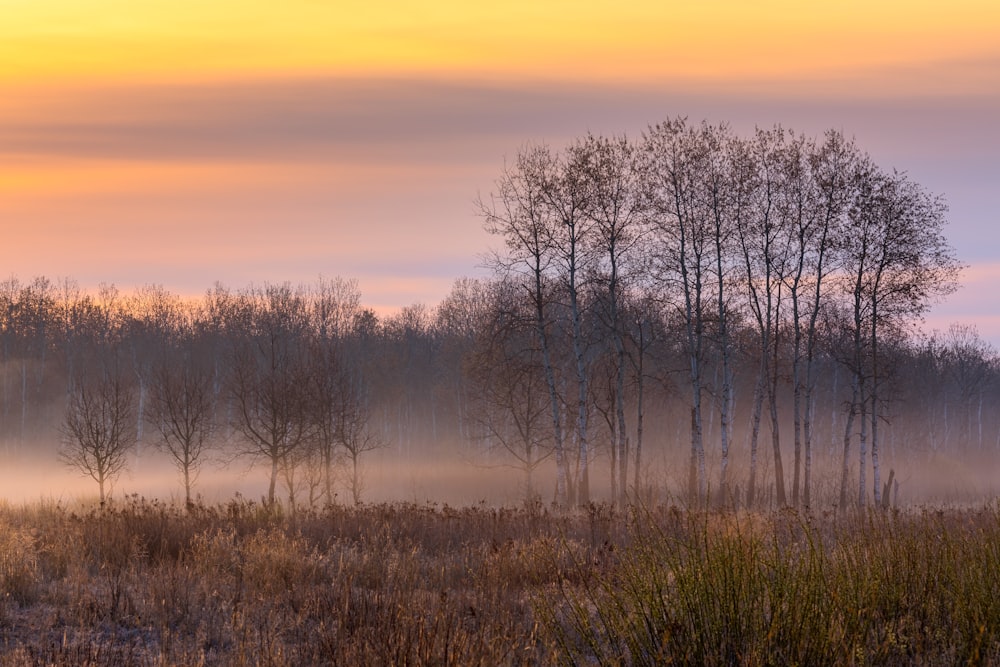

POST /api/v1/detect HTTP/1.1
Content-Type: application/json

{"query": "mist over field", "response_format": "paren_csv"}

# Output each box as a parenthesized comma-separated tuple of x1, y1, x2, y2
(0, 122, 996, 514)
(6, 3, 1000, 664)
(4, 434, 998, 511)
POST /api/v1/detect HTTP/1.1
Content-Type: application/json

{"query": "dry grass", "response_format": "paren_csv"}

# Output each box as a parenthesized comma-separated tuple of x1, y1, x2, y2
(543, 504, 1000, 665)
(0, 495, 571, 665)
(0, 496, 998, 665)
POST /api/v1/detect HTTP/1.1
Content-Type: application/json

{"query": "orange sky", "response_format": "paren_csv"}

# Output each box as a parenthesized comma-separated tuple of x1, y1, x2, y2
(1, 1, 999, 332)
(2, 1, 999, 84)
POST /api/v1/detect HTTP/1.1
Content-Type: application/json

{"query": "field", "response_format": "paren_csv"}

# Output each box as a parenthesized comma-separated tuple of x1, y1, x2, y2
(0, 496, 999, 665)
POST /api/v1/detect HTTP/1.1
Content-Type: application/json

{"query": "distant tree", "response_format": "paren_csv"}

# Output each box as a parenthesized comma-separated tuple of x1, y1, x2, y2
(379, 303, 436, 453)
(303, 276, 362, 505)
(54, 278, 104, 397)
(309, 275, 361, 342)
(942, 324, 996, 450)
(60, 357, 136, 506)
(147, 339, 216, 508)
(308, 339, 348, 505)
(436, 277, 495, 443)
(336, 370, 382, 505)
(0, 277, 58, 449)
(308, 319, 382, 506)
(466, 279, 553, 501)
(123, 284, 185, 448)
(229, 284, 314, 505)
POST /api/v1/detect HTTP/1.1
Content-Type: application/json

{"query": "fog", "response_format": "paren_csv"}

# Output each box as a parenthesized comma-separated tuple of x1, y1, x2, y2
(0, 118, 996, 512)
(3, 430, 999, 510)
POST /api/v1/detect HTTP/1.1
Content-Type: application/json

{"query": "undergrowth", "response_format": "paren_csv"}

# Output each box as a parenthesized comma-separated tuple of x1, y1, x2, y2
(0, 495, 997, 665)
(541, 505, 1000, 666)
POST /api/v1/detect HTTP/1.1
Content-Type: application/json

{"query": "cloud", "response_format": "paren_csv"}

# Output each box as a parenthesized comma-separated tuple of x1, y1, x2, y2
(2, 64, 997, 317)
(1, 77, 612, 163)
(2, 63, 998, 165)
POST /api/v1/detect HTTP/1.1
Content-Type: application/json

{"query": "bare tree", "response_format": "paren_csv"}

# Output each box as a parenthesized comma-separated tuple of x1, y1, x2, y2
(548, 143, 598, 505)
(310, 340, 382, 505)
(704, 124, 743, 507)
(2, 277, 57, 452)
(581, 132, 647, 507)
(147, 340, 216, 508)
(644, 119, 717, 506)
(733, 128, 800, 507)
(479, 145, 570, 504)
(123, 284, 185, 451)
(836, 163, 961, 508)
(307, 336, 378, 505)
(623, 289, 664, 498)
(338, 378, 382, 506)
(466, 279, 553, 501)
(60, 358, 137, 506)
(303, 276, 362, 505)
(436, 277, 495, 443)
(309, 275, 361, 342)
(229, 283, 314, 505)
(792, 131, 858, 507)
(942, 324, 996, 450)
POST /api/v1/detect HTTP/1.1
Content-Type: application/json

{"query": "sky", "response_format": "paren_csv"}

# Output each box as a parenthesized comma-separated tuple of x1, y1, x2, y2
(1, 1, 999, 343)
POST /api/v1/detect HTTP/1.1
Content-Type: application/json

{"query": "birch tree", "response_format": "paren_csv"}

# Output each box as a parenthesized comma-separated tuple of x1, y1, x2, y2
(479, 145, 570, 504)
(580, 133, 647, 507)
(643, 119, 716, 506)
(735, 128, 799, 507)
(836, 164, 960, 508)
(794, 130, 857, 507)
(705, 124, 743, 507)
(544, 141, 597, 504)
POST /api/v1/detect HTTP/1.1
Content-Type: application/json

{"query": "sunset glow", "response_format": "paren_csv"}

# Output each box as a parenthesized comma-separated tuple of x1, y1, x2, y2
(1, 0, 999, 339)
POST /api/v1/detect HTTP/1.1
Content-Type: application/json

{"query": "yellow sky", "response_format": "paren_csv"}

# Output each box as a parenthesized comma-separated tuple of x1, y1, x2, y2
(2, 0, 998, 85)
(2, 0, 999, 330)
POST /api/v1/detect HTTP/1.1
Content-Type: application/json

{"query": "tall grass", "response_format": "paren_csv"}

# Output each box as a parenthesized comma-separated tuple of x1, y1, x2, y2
(0, 496, 998, 664)
(0, 496, 566, 665)
(542, 505, 1000, 665)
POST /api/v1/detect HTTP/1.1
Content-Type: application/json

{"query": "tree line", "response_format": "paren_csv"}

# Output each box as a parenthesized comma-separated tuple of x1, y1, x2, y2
(0, 118, 988, 509)
(0, 277, 399, 506)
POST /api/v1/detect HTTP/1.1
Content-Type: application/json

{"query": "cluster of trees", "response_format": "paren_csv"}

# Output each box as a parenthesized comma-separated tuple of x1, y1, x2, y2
(0, 278, 387, 506)
(0, 117, 991, 510)
(477, 118, 963, 509)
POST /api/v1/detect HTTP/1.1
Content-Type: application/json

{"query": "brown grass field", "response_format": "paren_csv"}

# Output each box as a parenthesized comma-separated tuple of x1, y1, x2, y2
(0, 494, 999, 665)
